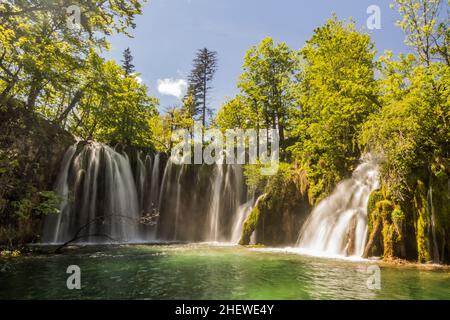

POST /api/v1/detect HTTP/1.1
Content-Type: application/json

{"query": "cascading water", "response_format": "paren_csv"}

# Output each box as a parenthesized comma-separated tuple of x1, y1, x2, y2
(231, 199, 254, 243)
(173, 165, 185, 240)
(206, 162, 247, 242)
(43, 142, 161, 244)
(156, 156, 248, 242)
(149, 153, 161, 212)
(207, 163, 225, 242)
(296, 156, 379, 257)
(46, 144, 77, 243)
(427, 185, 440, 263)
(45, 142, 251, 244)
(135, 151, 160, 241)
(135, 151, 149, 212)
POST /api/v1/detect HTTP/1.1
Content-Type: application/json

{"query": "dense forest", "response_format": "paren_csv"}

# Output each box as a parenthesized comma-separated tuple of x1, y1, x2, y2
(0, 0, 449, 264)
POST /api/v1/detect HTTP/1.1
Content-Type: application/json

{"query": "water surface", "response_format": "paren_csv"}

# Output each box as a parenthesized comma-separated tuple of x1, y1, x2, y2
(0, 244, 449, 299)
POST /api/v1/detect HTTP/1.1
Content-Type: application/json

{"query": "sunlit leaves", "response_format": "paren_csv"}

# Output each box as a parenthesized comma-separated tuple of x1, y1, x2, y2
(289, 16, 379, 201)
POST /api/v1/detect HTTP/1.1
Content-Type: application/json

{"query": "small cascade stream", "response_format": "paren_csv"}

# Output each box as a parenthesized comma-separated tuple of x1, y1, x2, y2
(231, 199, 254, 243)
(296, 157, 380, 258)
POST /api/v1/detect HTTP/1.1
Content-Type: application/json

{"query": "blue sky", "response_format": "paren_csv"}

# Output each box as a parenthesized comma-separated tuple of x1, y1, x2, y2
(105, 0, 409, 114)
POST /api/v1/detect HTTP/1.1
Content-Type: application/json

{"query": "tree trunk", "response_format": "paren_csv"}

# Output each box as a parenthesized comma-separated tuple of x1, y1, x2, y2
(57, 89, 84, 123)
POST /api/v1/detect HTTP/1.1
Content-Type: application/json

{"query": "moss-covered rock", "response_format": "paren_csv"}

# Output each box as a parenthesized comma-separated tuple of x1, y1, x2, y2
(413, 180, 432, 263)
(367, 190, 384, 236)
(364, 191, 409, 260)
(239, 197, 263, 245)
(239, 164, 312, 246)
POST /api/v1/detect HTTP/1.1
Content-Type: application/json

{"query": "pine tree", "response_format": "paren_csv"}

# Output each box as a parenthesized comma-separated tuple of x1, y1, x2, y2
(121, 47, 135, 75)
(186, 48, 218, 138)
(120, 47, 136, 145)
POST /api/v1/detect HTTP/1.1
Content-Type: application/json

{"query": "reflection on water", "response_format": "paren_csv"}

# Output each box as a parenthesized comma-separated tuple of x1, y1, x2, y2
(0, 244, 449, 299)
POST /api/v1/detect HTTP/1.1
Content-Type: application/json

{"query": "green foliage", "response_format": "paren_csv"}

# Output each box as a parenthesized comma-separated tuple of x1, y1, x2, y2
(216, 96, 256, 130)
(367, 191, 384, 235)
(70, 57, 159, 147)
(360, 0, 449, 262)
(289, 16, 380, 202)
(413, 180, 432, 262)
(222, 37, 300, 155)
(368, 191, 384, 216)
(243, 163, 269, 195)
(240, 162, 311, 245)
(360, 58, 449, 201)
(0, 0, 447, 263)
(122, 47, 136, 75)
(392, 0, 449, 65)
(248, 38, 297, 150)
(0, 0, 156, 147)
(12, 190, 60, 220)
(0, 0, 156, 247)
(391, 206, 406, 224)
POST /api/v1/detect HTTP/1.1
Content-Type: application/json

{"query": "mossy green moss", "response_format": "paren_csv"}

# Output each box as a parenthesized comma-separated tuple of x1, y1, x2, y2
(367, 190, 384, 235)
(414, 180, 431, 263)
(391, 205, 405, 243)
(382, 223, 395, 259)
(377, 200, 393, 219)
(367, 190, 384, 216)
(416, 212, 430, 263)
(239, 205, 261, 245)
(364, 191, 408, 260)
(239, 163, 312, 246)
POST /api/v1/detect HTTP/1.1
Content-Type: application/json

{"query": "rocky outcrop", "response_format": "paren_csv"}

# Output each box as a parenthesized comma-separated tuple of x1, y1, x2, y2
(0, 103, 75, 246)
(363, 177, 450, 264)
(240, 166, 312, 246)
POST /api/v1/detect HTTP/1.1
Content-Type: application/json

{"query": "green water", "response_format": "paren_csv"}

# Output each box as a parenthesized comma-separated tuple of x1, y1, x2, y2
(0, 244, 449, 299)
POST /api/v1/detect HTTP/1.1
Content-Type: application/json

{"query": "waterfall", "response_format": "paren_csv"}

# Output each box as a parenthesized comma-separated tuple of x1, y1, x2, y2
(297, 156, 379, 257)
(45, 141, 250, 244)
(135, 152, 160, 241)
(135, 151, 148, 212)
(207, 163, 225, 242)
(173, 165, 185, 240)
(149, 153, 160, 211)
(43, 142, 161, 244)
(45, 144, 77, 243)
(206, 163, 246, 242)
(427, 185, 440, 263)
(156, 155, 248, 242)
(231, 199, 254, 243)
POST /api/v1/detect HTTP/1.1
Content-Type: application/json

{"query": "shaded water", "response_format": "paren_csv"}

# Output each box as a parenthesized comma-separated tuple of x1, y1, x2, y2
(0, 245, 449, 299)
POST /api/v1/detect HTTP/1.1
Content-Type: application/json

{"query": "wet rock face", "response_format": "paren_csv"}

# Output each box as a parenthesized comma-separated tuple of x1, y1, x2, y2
(0, 105, 75, 245)
(363, 177, 450, 264)
(1, 107, 75, 190)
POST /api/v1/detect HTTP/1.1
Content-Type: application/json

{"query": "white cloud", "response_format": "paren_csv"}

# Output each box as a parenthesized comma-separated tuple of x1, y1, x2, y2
(157, 78, 188, 99)
(120, 73, 143, 84)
